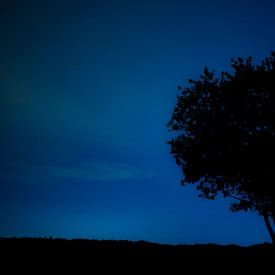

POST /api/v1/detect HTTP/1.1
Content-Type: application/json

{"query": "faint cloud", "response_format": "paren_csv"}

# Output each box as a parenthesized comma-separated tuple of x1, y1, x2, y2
(0, 161, 154, 184)
(47, 162, 154, 181)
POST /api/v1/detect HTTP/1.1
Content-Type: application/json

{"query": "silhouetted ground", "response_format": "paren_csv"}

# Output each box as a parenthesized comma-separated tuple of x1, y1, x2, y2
(0, 238, 273, 272)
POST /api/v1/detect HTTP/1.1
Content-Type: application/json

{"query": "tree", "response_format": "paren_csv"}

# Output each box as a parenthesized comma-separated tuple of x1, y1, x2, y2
(167, 53, 275, 244)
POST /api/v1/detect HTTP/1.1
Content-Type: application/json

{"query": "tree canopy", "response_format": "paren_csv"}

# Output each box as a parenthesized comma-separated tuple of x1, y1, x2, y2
(167, 52, 275, 243)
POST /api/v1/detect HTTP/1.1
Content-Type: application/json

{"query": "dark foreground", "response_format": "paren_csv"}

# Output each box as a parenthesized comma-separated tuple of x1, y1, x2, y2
(1, 238, 273, 272)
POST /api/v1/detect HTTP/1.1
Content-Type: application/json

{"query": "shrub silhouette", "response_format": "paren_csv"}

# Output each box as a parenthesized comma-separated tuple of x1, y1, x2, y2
(167, 53, 275, 244)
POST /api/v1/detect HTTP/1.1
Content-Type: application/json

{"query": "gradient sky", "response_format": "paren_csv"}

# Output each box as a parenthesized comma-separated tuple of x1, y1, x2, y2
(1, 0, 275, 245)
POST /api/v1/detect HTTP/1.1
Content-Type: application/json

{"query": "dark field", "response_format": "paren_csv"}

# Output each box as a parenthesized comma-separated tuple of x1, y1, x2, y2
(1, 238, 273, 272)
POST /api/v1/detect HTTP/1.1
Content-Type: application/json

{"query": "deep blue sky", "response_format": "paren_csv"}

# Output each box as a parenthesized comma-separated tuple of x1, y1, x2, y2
(1, 0, 275, 245)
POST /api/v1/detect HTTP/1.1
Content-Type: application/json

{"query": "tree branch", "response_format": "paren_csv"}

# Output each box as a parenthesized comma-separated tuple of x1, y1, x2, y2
(228, 194, 242, 202)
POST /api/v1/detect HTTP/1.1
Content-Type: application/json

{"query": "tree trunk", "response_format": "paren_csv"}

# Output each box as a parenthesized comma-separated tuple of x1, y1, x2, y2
(263, 214, 275, 245)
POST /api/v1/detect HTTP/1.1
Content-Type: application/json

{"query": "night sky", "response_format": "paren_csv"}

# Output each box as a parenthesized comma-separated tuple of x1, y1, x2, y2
(1, 0, 275, 245)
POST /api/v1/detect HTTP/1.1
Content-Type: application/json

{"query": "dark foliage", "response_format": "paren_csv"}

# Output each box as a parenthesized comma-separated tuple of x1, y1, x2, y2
(167, 53, 275, 242)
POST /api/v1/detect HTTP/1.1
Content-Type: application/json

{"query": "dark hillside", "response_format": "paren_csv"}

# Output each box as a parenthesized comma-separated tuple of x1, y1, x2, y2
(0, 238, 273, 272)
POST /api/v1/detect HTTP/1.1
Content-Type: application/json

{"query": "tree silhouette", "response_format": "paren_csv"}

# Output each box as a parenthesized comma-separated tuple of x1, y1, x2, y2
(167, 53, 275, 244)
